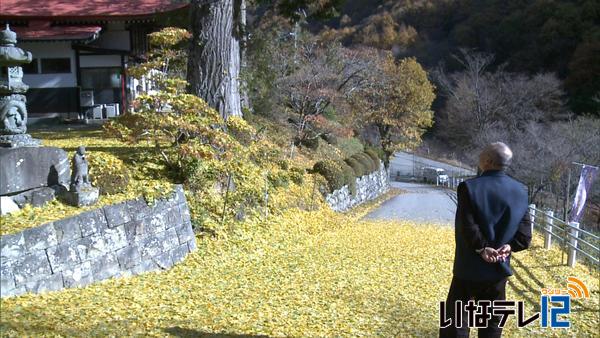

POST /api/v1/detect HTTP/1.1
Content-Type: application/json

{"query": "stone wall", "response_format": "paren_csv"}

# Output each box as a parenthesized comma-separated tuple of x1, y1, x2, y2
(0, 185, 196, 298)
(325, 163, 390, 212)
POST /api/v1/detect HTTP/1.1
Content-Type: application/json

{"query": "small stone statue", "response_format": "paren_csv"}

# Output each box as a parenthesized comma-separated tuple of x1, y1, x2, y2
(62, 145, 98, 207)
(70, 146, 91, 191)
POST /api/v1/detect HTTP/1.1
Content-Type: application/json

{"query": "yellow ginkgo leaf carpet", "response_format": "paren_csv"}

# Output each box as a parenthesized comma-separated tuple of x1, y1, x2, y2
(1, 207, 598, 337)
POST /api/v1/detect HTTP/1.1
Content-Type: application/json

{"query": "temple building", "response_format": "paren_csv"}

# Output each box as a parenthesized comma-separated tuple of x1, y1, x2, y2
(0, 0, 189, 119)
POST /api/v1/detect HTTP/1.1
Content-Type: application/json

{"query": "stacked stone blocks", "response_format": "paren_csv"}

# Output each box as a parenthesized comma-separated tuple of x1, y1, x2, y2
(1, 185, 196, 298)
(325, 162, 390, 212)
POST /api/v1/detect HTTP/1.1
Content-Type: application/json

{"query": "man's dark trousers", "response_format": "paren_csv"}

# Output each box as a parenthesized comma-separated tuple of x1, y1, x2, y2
(439, 277, 507, 338)
(440, 170, 531, 338)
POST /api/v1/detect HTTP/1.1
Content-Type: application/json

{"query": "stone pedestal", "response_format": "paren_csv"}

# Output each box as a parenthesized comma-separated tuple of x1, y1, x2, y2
(62, 187, 99, 207)
(10, 186, 66, 207)
(0, 146, 69, 195)
(0, 134, 40, 148)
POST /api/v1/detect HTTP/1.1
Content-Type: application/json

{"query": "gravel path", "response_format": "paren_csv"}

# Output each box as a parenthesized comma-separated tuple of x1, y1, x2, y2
(364, 182, 457, 225)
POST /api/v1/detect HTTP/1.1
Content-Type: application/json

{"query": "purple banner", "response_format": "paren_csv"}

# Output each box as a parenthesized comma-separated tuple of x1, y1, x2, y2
(569, 165, 598, 223)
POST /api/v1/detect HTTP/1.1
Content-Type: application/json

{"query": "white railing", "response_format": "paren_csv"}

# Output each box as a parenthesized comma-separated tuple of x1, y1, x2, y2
(528, 204, 599, 268)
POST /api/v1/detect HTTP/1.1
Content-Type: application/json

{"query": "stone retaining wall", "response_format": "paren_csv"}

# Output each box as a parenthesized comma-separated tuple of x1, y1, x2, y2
(325, 163, 389, 212)
(0, 185, 196, 298)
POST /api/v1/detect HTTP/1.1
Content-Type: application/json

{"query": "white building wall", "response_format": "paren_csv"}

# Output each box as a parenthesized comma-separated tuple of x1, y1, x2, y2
(19, 41, 76, 88)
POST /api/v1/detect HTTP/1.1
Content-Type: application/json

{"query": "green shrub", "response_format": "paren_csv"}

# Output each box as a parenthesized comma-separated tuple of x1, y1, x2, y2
(314, 141, 344, 162)
(289, 167, 305, 185)
(321, 133, 338, 145)
(365, 146, 385, 162)
(337, 160, 357, 195)
(365, 149, 382, 170)
(354, 153, 371, 173)
(88, 152, 131, 195)
(268, 171, 290, 188)
(337, 137, 364, 158)
(352, 153, 375, 174)
(313, 160, 345, 192)
(345, 157, 366, 177)
(277, 159, 290, 170)
(363, 152, 378, 172)
(299, 135, 320, 150)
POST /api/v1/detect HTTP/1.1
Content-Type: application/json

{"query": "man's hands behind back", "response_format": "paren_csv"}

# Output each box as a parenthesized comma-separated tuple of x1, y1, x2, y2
(480, 244, 511, 263)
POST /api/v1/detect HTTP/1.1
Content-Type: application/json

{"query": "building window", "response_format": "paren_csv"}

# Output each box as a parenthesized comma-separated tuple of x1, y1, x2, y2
(22, 58, 39, 74)
(80, 67, 122, 105)
(41, 58, 71, 74)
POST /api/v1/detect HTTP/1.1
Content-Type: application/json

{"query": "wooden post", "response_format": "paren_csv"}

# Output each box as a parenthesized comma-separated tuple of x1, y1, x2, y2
(567, 222, 579, 267)
(529, 204, 536, 235)
(544, 210, 553, 249)
(264, 173, 269, 220)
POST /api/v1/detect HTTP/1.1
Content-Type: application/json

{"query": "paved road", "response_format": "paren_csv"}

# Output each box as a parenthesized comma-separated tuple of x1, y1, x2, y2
(389, 151, 476, 179)
(364, 182, 457, 225)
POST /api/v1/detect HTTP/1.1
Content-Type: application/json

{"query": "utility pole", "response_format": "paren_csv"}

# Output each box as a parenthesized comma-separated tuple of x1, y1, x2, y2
(412, 152, 415, 177)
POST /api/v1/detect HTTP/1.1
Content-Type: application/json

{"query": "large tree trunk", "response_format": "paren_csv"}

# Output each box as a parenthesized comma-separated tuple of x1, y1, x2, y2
(188, 0, 242, 119)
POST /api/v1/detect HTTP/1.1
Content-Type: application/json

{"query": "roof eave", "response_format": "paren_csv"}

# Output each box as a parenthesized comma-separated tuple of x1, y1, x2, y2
(0, 4, 189, 22)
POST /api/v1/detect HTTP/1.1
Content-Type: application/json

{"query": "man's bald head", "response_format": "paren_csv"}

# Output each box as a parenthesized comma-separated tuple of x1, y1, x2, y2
(479, 142, 513, 172)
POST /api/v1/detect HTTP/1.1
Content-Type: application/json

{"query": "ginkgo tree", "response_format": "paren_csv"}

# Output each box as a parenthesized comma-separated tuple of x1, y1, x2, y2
(351, 52, 435, 165)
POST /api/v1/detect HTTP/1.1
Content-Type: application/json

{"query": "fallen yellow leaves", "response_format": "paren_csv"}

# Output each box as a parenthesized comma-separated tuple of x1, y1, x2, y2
(0, 130, 171, 236)
(1, 206, 597, 337)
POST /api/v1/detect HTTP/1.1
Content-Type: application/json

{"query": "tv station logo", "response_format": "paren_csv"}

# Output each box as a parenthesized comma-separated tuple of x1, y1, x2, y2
(439, 277, 590, 329)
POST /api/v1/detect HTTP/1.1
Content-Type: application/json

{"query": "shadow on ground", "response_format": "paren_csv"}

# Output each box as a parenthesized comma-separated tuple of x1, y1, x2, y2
(164, 327, 269, 338)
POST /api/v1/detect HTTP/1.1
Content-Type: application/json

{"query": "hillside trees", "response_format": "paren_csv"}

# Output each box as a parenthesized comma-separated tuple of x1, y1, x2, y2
(274, 37, 372, 153)
(256, 0, 344, 22)
(313, 0, 600, 114)
(434, 50, 567, 149)
(434, 50, 600, 205)
(244, 23, 436, 162)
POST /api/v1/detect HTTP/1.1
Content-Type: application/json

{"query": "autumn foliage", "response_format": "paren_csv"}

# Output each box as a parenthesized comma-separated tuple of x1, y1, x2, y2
(350, 53, 435, 163)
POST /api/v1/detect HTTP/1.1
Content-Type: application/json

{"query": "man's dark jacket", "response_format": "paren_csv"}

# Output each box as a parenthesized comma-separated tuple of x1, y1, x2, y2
(453, 170, 531, 281)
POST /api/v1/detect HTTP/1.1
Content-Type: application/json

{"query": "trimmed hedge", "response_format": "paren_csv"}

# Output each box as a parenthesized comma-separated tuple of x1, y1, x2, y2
(365, 146, 385, 162)
(337, 160, 357, 195)
(313, 160, 345, 192)
(364, 149, 381, 170)
(314, 150, 383, 194)
(345, 157, 366, 177)
(353, 153, 376, 173)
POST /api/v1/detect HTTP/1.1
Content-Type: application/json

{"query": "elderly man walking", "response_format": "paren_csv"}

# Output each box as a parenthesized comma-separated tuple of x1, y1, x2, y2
(440, 142, 532, 338)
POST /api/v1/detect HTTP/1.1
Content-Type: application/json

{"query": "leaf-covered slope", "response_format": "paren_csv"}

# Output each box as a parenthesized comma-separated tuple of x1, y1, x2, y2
(1, 208, 597, 337)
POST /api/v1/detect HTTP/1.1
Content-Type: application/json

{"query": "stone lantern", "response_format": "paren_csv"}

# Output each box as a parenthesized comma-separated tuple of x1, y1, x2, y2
(0, 24, 39, 147)
(0, 25, 72, 213)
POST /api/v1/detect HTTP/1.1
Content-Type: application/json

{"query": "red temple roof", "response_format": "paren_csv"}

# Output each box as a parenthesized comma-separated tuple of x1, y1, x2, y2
(12, 21, 101, 41)
(0, 0, 189, 20)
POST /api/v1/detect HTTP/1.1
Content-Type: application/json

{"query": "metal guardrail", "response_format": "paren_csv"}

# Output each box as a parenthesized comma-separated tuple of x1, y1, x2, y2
(528, 204, 599, 268)
(386, 179, 598, 268)
(393, 173, 470, 190)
